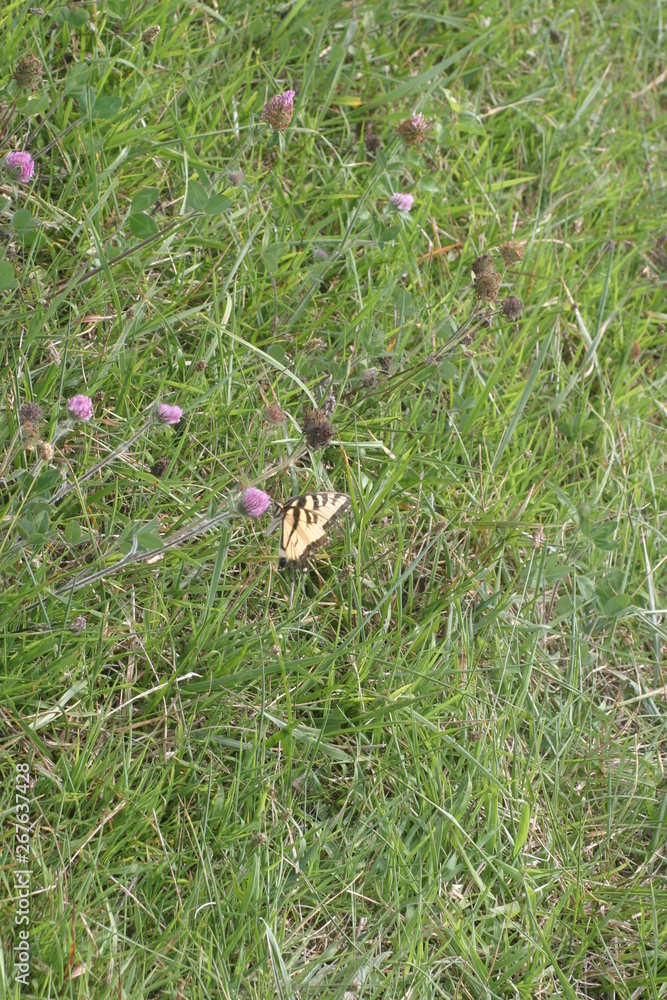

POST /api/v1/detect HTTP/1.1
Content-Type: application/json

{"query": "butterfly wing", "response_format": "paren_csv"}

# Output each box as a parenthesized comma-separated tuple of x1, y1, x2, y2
(278, 492, 351, 569)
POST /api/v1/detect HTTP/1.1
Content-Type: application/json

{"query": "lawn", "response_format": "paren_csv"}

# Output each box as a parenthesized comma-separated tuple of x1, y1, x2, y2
(1, 1, 666, 997)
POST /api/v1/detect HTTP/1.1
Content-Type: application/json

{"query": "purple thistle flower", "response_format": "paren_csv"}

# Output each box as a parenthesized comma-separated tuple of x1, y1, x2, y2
(239, 487, 272, 518)
(260, 90, 295, 132)
(156, 403, 183, 425)
(67, 394, 94, 421)
(5, 151, 35, 183)
(391, 193, 414, 213)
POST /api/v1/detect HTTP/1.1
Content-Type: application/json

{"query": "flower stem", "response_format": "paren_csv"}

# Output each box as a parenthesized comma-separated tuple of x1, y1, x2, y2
(52, 418, 154, 503)
(244, 443, 308, 489)
(47, 507, 235, 604)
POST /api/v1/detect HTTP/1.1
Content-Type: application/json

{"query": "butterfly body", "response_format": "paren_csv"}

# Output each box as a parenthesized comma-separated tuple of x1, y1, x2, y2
(273, 492, 351, 569)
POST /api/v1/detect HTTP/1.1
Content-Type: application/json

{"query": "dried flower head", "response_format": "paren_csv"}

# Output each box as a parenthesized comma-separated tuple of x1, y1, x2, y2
(13, 54, 42, 91)
(194, 359, 207, 372)
(365, 129, 382, 153)
(474, 270, 502, 301)
(67, 394, 94, 421)
(228, 168, 245, 186)
(396, 113, 428, 147)
(313, 247, 329, 261)
(151, 458, 170, 478)
(71, 615, 87, 634)
(500, 296, 524, 321)
(471, 253, 494, 278)
(302, 408, 335, 451)
(5, 151, 35, 183)
(239, 487, 272, 518)
(19, 402, 43, 424)
(362, 367, 379, 388)
(532, 525, 545, 548)
(94, 390, 105, 406)
(390, 192, 414, 213)
(21, 422, 39, 449)
(629, 341, 641, 363)
(141, 24, 161, 45)
(260, 90, 295, 132)
(265, 403, 286, 425)
(499, 241, 524, 266)
(37, 440, 53, 462)
(156, 403, 183, 425)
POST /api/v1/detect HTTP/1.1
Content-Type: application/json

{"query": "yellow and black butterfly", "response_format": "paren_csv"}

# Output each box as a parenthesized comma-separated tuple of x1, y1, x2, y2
(271, 492, 351, 569)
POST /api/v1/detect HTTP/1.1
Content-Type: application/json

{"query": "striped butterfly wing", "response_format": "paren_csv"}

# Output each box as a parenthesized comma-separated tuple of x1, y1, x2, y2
(278, 492, 351, 569)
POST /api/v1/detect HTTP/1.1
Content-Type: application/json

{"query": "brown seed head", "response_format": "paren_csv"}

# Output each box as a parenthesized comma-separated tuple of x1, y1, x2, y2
(194, 359, 207, 372)
(499, 241, 524, 266)
(19, 402, 43, 424)
(265, 403, 286, 426)
(260, 90, 295, 132)
(21, 422, 40, 449)
(141, 24, 161, 45)
(500, 295, 524, 321)
(151, 458, 170, 478)
(302, 408, 335, 451)
(474, 270, 502, 301)
(396, 113, 428, 147)
(71, 615, 87, 634)
(471, 253, 494, 278)
(13, 54, 42, 91)
(36, 440, 53, 462)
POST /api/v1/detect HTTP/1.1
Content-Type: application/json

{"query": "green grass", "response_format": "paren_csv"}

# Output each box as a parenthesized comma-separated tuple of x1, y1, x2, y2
(1, 0, 666, 997)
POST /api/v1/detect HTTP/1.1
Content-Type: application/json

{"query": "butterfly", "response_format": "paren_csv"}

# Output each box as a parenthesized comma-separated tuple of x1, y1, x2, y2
(271, 492, 351, 569)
